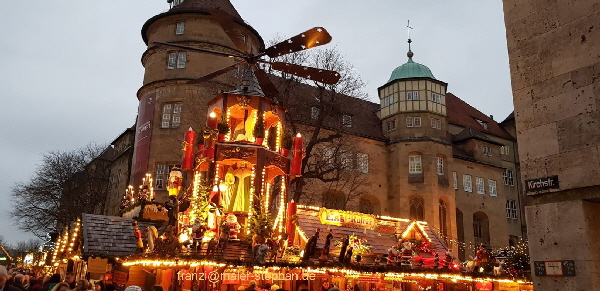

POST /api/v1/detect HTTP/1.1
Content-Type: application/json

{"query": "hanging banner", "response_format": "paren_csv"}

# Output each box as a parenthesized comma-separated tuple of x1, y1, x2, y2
(130, 92, 156, 186)
(87, 257, 108, 274)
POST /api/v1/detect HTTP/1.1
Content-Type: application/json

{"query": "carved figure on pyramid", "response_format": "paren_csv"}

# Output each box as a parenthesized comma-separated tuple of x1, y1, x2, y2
(168, 166, 183, 197)
(224, 214, 241, 240)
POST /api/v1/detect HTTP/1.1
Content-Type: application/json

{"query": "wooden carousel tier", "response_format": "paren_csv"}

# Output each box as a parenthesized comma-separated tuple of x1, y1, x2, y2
(214, 142, 290, 170)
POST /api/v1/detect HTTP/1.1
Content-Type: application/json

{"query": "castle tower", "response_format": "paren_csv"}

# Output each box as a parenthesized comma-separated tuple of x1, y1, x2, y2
(378, 40, 456, 243)
(131, 0, 264, 200)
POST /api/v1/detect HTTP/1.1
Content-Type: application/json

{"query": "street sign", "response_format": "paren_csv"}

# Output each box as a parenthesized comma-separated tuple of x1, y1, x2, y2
(534, 260, 575, 277)
(525, 175, 559, 193)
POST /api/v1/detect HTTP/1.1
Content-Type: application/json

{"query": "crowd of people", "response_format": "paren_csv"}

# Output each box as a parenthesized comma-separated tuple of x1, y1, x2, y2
(0, 267, 118, 291)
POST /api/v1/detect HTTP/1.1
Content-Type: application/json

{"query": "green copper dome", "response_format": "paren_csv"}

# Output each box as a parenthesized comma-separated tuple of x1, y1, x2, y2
(387, 52, 435, 83)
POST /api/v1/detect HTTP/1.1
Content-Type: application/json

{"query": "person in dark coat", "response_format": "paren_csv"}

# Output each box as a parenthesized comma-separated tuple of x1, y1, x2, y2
(12, 274, 26, 291)
(0, 267, 25, 291)
(338, 235, 349, 263)
(39, 274, 60, 291)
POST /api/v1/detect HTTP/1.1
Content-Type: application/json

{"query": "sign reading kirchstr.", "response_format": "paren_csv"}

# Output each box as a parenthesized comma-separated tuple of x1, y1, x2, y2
(525, 175, 559, 193)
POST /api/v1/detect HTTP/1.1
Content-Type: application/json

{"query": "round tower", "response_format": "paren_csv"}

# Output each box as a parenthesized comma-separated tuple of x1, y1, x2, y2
(131, 0, 264, 200)
(379, 42, 456, 245)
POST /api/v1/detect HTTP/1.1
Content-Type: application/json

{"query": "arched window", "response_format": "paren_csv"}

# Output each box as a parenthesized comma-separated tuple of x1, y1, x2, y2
(409, 196, 425, 220)
(359, 195, 381, 215)
(473, 211, 490, 245)
(439, 199, 448, 241)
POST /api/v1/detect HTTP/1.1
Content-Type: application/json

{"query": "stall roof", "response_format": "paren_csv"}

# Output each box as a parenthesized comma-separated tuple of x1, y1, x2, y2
(295, 206, 449, 257)
(81, 213, 158, 257)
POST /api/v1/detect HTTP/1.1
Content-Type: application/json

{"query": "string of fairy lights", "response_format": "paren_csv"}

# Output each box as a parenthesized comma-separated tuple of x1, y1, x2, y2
(120, 259, 531, 285)
(50, 218, 82, 267)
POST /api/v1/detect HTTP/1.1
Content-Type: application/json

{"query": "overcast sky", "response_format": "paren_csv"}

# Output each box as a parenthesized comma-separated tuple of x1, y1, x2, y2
(0, 1, 513, 245)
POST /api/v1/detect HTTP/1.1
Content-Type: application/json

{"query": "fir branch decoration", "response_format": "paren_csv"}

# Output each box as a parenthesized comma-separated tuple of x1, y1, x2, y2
(282, 130, 294, 149)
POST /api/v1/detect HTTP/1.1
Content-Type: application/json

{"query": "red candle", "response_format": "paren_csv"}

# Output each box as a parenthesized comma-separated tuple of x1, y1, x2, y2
(207, 111, 218, 130)
(286, 200, 297, 245)
(182, 127, 196, 170)
(291, 133, 303, 175)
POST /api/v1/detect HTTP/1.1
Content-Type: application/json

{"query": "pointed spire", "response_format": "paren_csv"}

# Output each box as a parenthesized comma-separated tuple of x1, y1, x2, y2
(406, 20, 414, 62)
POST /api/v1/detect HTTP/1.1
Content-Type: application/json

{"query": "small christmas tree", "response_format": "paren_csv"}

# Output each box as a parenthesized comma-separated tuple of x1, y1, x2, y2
(253, 112, 265, 138)
(189, 180, 211, 222)
(218, 113, 230, 134)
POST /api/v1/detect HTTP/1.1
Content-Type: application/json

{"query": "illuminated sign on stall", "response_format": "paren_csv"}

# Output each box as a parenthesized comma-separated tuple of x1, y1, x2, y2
(318, 209, 376, 230)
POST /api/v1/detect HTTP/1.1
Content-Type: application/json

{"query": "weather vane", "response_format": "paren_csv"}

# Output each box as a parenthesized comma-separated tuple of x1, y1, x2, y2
(407, 20, 413, 52)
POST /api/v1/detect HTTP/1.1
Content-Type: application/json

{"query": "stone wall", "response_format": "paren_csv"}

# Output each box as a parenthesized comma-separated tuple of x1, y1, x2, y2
(503, 0, 600, 289)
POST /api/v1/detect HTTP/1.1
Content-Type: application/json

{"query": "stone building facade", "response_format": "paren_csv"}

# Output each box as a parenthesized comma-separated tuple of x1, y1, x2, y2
(104, 0, 524, 260)
(503, 0, 600, 289)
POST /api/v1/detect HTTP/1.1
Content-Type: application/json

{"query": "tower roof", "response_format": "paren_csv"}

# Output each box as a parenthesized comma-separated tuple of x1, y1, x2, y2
(170, 0, 243, 22)
(387, 53, 436, 83)
(141, 0, 264, 48)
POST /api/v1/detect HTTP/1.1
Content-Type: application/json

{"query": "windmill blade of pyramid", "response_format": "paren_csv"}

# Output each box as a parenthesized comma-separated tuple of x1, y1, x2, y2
(187, 59, 248, 85)
(261, 27, 332, 59)
(270, 62, 341, 85)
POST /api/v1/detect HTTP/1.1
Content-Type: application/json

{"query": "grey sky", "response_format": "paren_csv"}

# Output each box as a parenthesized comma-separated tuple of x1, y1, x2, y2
(0, 1, 512, 244)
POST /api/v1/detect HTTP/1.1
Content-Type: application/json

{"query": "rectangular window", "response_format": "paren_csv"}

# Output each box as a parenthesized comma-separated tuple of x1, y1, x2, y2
(437, 157, 443, 175)
(175, 22, 185, 35)
(431, 93, 442, 103)
(463, 174, 472, 192)
(311, 107, 319, 120)
(383, 95, 395, 107)
(501, 146, 506, 155)
(510, 200, 518, 219)
(161, 103, 182, 128)
(357, 153, 369, 174)
(476, 119, 488, 129)
(341, 152, 352, 170)
(504, 169, 515, 186)
(167, 52, 177, 69)
(483, 146, 493, 156)
(506, 200, 511, 218)
(323, 147, 334, 167)
(161, 104, 172, 128)
(489, 180, 497, 196)
(172, 103, 182, 128)
(155, 164, 167, 189)
(414, 117, 421, 127)
(409, 155, 422, 174)
(406, 117, 413, 127)
(386, 120, 396, 132)
(407, 91, 419, 101)
(342, 115, 352, 128)
(453, 172, 458, 189)
(476, 177, 485, 194)
(431, 118, 441, 130)
(177, 52, 186, 68)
